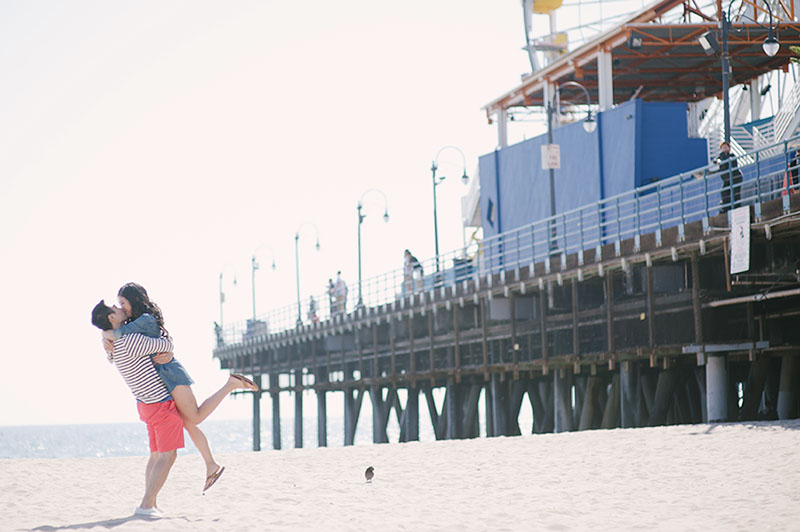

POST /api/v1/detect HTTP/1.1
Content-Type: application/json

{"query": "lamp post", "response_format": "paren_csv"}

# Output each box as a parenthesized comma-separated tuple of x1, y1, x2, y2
(218, 267, 237, 329)
(431, 146, 469, 273)
(699, 0, 780, 143)
(251, 245, 276, 320)
(294, 223, 320, 327)
(357, 189, 389, 309)
(545, 81, 596, 247)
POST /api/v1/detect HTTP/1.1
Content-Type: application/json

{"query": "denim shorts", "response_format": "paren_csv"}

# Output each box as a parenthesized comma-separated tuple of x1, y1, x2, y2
(153, 358, 194, 393)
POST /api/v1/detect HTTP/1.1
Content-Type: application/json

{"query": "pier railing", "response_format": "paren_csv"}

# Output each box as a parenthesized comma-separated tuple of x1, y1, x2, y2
(218, 136, 800, 346)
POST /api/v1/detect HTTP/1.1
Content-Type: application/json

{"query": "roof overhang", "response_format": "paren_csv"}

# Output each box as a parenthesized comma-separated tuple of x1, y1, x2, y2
(483, 0, 800, 120)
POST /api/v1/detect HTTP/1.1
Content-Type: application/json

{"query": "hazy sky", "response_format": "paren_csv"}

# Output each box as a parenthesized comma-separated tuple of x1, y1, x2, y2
(1, 1, 557, 426)
(3, 0, 650, 427)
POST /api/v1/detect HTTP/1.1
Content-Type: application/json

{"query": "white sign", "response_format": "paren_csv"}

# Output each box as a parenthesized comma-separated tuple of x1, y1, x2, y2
(541, 144, 561, 170)
(730, 206, 750, 274)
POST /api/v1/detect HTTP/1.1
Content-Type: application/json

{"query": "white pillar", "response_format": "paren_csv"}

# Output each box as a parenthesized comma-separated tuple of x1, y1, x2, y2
(544, 81, 556, 129)
(597, 50, 614, 111)
(497, 108, 508, 148)
(706, 355, 728, 422)
(750, 79, 761, 122)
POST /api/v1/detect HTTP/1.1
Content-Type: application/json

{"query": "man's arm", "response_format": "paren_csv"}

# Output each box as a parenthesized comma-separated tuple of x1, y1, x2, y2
(116, 333, 174, 359)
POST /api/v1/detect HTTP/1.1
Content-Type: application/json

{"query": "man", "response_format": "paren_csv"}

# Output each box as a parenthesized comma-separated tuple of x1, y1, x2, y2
(333, 271, 348, 315)
(91, 300, 181, 518)
(403, 249, 423, 293)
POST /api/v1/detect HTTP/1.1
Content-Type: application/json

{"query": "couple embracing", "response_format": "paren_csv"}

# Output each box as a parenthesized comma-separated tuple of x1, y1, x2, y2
(91, 282, 257, 518)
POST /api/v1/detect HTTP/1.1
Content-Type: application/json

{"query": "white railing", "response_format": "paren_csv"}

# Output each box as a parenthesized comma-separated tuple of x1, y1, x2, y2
(773, 80, 800, 142)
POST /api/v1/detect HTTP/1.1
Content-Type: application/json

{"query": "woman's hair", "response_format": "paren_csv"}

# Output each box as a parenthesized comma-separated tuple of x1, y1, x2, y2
(117, 282, 168, 336)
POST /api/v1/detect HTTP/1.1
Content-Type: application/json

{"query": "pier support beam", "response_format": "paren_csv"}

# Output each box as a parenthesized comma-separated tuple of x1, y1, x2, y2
(252, 375, 262, 451)
(445, 379, 462, 439)
(531, 379, 554, 433)
(270, 373, 281, 450)
(490, 374, 508, 436)
(370, 385, 391, 444)
(601, 373, 620, 429)
(344, 384, 364, 446)
(778, 354, 799, 419)
(463, 383, 482, 438)
(554, 369, 573, 432)
(706, 355, 728, 423)
(316, 370, 328, 447)
(649, 369, 678, 426)
(294, 369, 303, 448)
(424, 385, 446, 440)
(620, 362, 638, 428)
(404, 386, 420, 441)
(578, 375, 601, 431)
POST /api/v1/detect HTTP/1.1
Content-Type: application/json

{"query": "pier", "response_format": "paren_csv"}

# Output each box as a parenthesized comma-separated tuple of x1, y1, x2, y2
(215, 139, 800, 450)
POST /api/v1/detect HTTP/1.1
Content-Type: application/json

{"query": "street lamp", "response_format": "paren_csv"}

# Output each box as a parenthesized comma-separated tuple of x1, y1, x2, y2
(251, 244, 276, 320)
(431, 145, 469, 273)
(218, 267, 237, 329)
(357, 189, 390, 309)
(762, 1, 779, 57)
(294, 222, 320, 327)
(698, 0, 780, 143)
(545, 81, 595, 247)
(559, 81, 596, 133)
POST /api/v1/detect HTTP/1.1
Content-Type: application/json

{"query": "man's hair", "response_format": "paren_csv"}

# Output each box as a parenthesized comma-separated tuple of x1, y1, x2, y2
(91, 300, 114, 330)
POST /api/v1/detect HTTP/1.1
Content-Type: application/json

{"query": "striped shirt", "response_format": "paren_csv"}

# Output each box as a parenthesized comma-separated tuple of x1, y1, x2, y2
(111, 332, 173, 404)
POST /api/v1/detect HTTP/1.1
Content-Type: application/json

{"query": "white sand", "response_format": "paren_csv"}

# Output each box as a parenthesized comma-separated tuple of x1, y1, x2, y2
(2, 420, 799, 531)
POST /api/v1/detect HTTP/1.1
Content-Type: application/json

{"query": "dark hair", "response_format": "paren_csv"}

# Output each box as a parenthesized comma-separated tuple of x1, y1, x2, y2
(117, 282, 168, 335)
(91, 300, 114, 330)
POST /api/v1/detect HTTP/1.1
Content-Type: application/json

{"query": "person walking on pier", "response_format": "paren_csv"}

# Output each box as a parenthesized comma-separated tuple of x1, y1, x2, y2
(308, 296, 319, 323)
(717, 141, 742, 213)
(404, 249, 423, 293)
(332, 271, 348, 315)
(327, 278, 335, 316)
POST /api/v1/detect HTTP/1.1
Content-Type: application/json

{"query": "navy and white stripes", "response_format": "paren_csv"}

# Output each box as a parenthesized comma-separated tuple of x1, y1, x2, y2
(112, 333, 173, 404)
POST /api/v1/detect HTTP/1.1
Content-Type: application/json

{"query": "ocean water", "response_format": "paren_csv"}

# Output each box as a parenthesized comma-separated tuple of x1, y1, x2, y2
(0, 415, 439, 460)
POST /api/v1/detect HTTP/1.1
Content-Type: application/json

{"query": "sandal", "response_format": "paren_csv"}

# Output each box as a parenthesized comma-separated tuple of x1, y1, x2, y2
(203, 466, 225, 493)
(231, 374, 259, 391)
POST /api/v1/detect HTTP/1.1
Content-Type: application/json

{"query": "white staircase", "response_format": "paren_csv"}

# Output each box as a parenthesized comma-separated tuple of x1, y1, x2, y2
(688, 72, 800, 164)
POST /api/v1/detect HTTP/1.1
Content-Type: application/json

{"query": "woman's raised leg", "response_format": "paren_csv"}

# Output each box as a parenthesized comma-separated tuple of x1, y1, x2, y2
(171, 376, 251, 426)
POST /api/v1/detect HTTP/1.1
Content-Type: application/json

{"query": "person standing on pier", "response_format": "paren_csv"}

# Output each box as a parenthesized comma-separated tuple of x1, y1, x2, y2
(333, 271, 348, 314)
(404, 249, 423, 293)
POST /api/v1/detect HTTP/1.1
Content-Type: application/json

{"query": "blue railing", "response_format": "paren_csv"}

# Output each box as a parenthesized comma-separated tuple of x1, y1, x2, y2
(217, 137, 799, 347)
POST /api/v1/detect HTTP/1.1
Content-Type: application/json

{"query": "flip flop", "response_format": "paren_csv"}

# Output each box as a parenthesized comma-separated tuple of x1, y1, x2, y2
(203, 466, 225, 493)
(231, 374, 259, 391)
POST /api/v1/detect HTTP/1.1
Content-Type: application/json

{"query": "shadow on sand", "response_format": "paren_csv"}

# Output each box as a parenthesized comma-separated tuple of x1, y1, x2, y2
(687, 418, 800, 436)
(29, 514, 193, 531)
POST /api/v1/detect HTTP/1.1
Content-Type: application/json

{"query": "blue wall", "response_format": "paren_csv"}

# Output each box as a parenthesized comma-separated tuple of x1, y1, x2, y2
(479, 100, 708, 238)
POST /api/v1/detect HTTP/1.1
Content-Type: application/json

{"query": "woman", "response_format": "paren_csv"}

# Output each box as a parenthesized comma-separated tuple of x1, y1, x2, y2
(103, 282, 258, 492)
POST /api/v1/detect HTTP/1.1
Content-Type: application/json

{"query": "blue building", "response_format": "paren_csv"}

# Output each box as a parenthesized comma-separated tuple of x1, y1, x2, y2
(478, 99, 708, 238)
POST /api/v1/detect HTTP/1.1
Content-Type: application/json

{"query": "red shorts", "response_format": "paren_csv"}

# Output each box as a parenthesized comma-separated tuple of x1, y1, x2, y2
(137, 399, 184, 453)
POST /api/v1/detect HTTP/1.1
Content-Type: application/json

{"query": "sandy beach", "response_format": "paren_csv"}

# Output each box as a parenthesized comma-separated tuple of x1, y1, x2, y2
(2, 420, 798, 531)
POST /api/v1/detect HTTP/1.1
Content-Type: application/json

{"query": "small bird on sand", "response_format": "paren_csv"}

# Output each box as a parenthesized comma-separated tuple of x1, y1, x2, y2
(364, 466, 374, 483)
